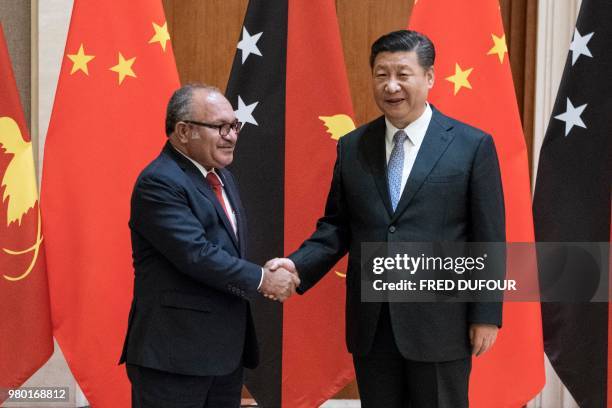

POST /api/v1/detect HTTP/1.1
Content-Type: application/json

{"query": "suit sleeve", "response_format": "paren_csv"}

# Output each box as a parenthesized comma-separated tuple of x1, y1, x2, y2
(289, 140, 350, 293)
(467, 134, 506, 326)
(130, 174, 262, 299)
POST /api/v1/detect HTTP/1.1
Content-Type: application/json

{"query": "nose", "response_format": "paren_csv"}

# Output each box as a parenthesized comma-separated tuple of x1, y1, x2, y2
(223, 127, 238, 142)
(385, 79, 400, 93)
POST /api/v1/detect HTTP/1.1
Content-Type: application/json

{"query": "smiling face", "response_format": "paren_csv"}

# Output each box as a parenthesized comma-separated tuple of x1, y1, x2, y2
(372, 50, 434, 129)
(175, 89, 238, 169)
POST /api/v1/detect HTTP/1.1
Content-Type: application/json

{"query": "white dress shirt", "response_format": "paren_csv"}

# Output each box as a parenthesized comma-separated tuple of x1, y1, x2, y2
(384, 103, 433, 197)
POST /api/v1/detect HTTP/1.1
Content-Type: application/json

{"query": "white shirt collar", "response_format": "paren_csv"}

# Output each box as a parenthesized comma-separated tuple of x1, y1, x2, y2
(384, 102, 432, 147)
(172, 144, 224, 186)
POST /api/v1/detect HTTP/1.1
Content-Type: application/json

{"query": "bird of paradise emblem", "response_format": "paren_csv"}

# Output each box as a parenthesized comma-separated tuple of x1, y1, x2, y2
(0, 116, 43, 281)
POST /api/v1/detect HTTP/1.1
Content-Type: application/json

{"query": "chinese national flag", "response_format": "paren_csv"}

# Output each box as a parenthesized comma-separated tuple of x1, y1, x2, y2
(40, 1, 179, 406)
(409, 1, 545, 407)
(0, 24, 53, 399)
(283, 0, 356, 406)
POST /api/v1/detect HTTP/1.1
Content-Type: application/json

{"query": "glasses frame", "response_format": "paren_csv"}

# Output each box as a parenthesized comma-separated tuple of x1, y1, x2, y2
(183, 119, 242, 137)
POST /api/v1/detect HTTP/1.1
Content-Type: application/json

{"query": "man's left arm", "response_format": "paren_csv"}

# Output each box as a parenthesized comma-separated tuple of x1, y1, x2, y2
(467, 134, 506, 355)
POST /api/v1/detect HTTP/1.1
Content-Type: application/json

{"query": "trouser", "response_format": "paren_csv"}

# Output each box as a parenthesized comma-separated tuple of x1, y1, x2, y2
(353, 304, 471, 408)
(127, 363, 243, 408)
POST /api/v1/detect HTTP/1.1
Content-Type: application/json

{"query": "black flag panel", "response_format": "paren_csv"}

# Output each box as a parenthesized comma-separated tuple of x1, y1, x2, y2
(225, 1, 287, 407)
(533, 0, 612, 407)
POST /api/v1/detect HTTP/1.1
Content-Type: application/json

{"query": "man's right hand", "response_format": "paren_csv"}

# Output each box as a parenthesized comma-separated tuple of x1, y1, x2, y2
(259, 264, 300, 302)
(265, 258, 297, 276)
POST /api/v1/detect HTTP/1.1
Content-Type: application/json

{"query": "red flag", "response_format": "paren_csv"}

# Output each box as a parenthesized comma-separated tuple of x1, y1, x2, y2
(0, 24, 53, 398)
(409, 1, 544, 406)
(284, 0, 356, 406)
(40, 1, 179, 406)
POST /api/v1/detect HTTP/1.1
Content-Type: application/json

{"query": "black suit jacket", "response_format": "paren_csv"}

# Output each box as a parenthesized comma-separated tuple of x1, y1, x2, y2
(119, 142, 261, 376)
(289, 107, 505, 362)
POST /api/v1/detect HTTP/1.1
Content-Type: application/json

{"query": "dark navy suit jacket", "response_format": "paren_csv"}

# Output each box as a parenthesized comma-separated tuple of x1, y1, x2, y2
(119, 142, 261, 376)
(290, 107, 506, 362)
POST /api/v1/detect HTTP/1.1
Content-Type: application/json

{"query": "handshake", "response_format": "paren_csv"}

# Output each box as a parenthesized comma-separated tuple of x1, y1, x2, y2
(259, 258, 299, 302)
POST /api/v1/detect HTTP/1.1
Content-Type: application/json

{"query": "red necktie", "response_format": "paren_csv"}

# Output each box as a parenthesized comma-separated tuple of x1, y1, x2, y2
(206, 171, 232, 222)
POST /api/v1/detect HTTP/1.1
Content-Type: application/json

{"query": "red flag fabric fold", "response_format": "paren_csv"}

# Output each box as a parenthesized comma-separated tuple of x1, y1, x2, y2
(283, 0, 356, 406)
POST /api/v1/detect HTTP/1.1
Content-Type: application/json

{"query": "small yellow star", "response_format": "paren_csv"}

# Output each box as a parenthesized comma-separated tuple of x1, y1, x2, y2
(149, 22, 170, 52)
(66, 44, 95, 75)
(109, 52, 137, 85)
(445, 63, 473, 95)
(487, 33, 508, 63)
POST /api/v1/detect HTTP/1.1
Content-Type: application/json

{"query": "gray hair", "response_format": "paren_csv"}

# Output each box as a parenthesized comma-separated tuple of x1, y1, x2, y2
(165, 83, 221, 136)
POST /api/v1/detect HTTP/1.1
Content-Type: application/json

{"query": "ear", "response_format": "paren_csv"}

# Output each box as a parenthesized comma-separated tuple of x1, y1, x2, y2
(175, 122, 190, 143)
(426, 67, 435, 89)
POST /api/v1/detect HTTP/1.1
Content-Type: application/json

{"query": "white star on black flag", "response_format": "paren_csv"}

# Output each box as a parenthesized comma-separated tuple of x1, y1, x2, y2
(237, 27, 263, 64)
(533, 1, 612, 407)
(554, 97, 587, 137)
(235, 95, 259, 127)
(569, 28, 594, 66)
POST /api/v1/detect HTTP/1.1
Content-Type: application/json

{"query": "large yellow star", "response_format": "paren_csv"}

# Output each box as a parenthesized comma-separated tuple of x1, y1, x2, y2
(67, 43, 95, 75)
(487, 33, 508, 63)
(149, 22, 170, 52)
(445, 63, 473, 95)
(109, 52, 137, 85)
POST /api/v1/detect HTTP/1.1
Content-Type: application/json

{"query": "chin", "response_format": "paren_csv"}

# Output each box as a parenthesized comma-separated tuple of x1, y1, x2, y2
(216, 157, 233, 168)
(386, 112, 408, 124)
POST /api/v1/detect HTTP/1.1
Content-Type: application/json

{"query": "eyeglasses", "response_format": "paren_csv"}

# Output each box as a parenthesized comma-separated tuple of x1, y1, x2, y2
(183, 120, 242, 136)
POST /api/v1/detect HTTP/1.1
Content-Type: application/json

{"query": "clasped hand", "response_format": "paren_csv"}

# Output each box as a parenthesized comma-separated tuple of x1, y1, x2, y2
(259, 258, 299, 302)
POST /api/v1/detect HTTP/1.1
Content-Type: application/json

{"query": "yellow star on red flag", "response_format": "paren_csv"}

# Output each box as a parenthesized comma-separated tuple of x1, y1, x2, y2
(109, 52, 137, 84)
(445, 63, 473, 95)
(67, 43, 95, 75)
(149, 22, 170, 52)
(487, 33, 508, 63)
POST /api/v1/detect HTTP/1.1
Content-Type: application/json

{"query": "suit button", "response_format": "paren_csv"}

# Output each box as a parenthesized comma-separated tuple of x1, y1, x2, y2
(389, 225, 396, 233)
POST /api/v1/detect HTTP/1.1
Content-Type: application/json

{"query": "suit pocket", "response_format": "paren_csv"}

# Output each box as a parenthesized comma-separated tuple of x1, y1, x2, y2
(161, 291, 212, 312)
(425, 174, 466, 183)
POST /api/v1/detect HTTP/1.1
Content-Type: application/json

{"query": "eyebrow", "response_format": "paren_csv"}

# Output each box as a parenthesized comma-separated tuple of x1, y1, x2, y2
(374, 64, 415, 71)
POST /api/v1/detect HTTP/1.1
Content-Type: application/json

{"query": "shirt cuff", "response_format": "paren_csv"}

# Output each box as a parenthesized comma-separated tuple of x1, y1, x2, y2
(257, 267, 264, 290)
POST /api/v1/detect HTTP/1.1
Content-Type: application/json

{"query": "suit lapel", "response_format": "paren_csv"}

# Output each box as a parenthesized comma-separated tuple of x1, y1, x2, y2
(390, 108, 455, 223)
(362, 116, 393, 218)
(164, 143, 240, 253)
(217, 169, 245, 256)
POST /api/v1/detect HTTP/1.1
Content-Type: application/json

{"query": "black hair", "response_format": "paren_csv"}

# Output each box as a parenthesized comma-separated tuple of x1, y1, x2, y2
(370, 29, 435, 69)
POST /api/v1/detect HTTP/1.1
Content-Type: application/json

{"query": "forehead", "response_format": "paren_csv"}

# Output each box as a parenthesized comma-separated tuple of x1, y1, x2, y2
(191, 90, 235, 121)
(372, 51, 422, 70)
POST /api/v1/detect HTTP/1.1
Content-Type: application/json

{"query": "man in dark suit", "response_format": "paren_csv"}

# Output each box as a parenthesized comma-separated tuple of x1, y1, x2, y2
(269, 30, 505, 407)
(119, 84, 299, 408)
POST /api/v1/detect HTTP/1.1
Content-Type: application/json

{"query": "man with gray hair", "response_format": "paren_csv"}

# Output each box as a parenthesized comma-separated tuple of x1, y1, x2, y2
(119, 84, 298, 407)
